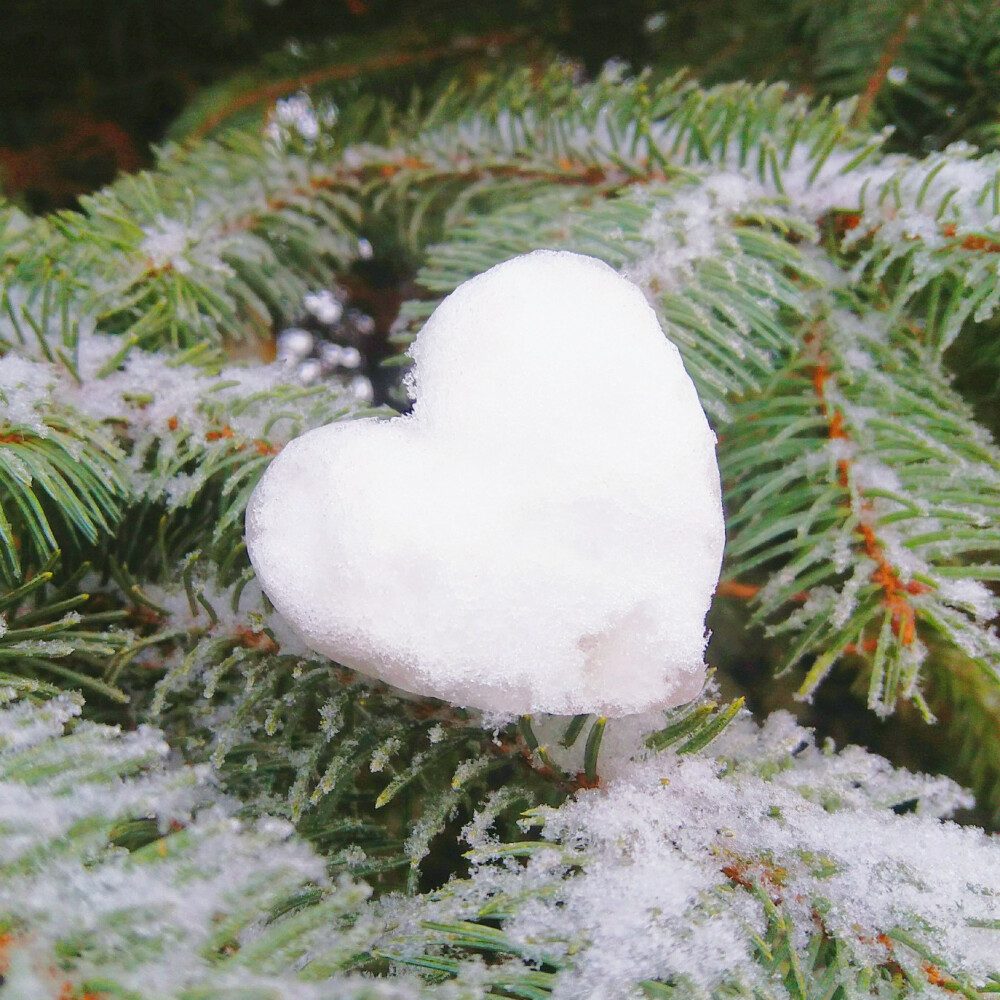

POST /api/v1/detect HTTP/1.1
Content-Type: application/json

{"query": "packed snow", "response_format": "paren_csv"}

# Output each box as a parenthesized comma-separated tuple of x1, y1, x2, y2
(247, 250, 725, 715)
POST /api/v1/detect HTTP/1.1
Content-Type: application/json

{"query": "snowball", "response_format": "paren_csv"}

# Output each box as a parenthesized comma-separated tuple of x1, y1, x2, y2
(246, 251, 724, 715)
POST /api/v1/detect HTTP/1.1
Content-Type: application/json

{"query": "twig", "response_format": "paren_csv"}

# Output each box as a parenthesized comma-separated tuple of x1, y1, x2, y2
(852, 0, 934, 129)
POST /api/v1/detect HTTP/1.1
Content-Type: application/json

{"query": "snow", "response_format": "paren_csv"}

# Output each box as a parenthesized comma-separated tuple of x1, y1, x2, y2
(4, 694, 998, 999)
(625, 177, 747, 289)
(277, 327, 315, 362)
(60, 328, 355, 453)
(0, 692, 81, 753)
(415, 710, 996, 999)
(141, 217, 195, 274)
(264, 91, 338, 151)
(0, 695, 359, 1000)
(139, 214, 233, 279)
(0, 354, 56, 434)
(247, 251, 725, 715)
(938, 578, 999, 621)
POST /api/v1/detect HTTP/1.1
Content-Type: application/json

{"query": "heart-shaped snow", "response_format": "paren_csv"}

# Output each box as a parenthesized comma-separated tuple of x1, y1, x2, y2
(246, 251, 724, 716)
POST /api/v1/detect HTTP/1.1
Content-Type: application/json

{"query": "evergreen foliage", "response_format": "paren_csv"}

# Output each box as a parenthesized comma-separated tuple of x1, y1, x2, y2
(2, 5, 1000, 996)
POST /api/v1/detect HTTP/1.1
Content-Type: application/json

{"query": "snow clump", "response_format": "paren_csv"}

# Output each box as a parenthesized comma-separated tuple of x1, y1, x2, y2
(246, 250, 725, 716)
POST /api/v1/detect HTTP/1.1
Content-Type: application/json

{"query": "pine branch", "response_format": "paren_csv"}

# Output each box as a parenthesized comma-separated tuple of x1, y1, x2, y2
(2, 61, 996, 753)
(2, 149, 360, 359)
(721, 294, 1000, 714)
(0, 394, 127, 586)
(0, 693, 425, 1000)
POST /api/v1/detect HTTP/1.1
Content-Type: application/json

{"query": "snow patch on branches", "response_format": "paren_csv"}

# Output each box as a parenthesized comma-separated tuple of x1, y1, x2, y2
(428, 711, 995, 999)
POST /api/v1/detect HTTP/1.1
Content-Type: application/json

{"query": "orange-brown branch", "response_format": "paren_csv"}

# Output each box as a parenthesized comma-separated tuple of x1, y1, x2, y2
(941, 223, 1000, 254)
(852, 0, 933, 128)
(809, 348, 929, 648)
(716, 580, 810, 603)
(716, 580, 762, 600)
(830, 212, 1000, 257)
(166, 416, 281, 457)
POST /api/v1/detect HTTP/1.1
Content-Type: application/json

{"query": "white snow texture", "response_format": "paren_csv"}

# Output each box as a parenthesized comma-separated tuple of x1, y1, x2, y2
(246, 250, 724, 715)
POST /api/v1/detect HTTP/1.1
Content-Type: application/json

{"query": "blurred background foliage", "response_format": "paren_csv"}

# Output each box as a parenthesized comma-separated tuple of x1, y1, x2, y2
(1, 0, 997, 212)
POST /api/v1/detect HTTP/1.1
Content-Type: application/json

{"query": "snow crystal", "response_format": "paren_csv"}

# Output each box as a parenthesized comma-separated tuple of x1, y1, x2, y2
(844, 149, 1000, 259)
(264, 91, 337, 150)
(141, 217, 194, 274)
(297, 357, 324, 385)
(624, 176, 753, 290)
(0, 693, 80, 754)
(851, 457, 903, 494)
(938, 578, 1000, 621)
(339, 346, 362, 369)
(247, 251, 725, 716)
(644, 11, 667, 32)
(135, 214, 233, 287)
(0, 354, 55, 433)
(598, 59, 631, 85)
(62, 329, 352, 454)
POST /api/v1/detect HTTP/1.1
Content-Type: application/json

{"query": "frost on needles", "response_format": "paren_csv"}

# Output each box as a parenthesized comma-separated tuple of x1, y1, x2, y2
(1, 694, 999, 999)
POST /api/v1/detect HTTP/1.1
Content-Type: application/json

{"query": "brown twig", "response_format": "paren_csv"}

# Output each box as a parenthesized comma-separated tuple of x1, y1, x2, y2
(805, 324, 929, 651)
(851, 0, 934, 129)
(716, 580, 810, 603)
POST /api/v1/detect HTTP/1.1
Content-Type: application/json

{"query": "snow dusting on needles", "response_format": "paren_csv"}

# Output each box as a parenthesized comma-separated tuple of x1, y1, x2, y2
(264, 91, 338, 151)
(0, 354, 56, 433)
(247, 251, 725, 716)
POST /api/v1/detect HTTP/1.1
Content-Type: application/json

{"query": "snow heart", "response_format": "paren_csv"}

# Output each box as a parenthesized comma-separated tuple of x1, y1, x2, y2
(246, 251, 724, 716)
